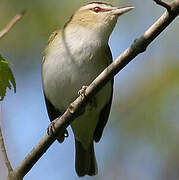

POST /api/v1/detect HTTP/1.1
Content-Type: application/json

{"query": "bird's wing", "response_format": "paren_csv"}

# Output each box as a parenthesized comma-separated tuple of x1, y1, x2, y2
(42, 30, 63, 121)
(42, 30, 60, 64)
(93, 45, 114, 142)
(44, 95, 62, 122)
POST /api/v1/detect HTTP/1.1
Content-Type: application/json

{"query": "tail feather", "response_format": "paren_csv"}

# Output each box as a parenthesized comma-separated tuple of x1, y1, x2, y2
(75, 139, 98, 177)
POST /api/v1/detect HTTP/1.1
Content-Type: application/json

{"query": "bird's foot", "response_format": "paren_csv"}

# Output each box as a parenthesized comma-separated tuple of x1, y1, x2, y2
(78, 85, 88, 98)
(47, 119, 69, 143)
(78, 85, 97, 110)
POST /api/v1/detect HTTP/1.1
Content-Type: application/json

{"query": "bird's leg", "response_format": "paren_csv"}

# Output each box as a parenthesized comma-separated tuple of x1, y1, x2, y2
(47, 119, 69, 143)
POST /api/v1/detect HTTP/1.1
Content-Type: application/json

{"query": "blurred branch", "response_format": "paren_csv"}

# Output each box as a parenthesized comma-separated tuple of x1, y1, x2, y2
(0, 10, 25, 40)
(6, 0, 179, 179)
(0, 127, 13, 172)
(0, 10, 25, 180)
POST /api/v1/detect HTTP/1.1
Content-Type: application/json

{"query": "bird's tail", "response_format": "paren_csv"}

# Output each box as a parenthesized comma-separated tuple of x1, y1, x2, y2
(75, 138, 98, 177)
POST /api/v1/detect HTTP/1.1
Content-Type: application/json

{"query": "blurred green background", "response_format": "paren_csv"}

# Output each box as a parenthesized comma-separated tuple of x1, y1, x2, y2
(0, 0, 179, 179)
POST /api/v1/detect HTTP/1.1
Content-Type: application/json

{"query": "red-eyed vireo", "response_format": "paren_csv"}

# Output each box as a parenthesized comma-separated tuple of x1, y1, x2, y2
(42, 1, 134, 177)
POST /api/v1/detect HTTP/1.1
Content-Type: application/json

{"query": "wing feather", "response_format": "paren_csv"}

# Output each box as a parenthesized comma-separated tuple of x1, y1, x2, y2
(44, 95, 62, 122)
(94, 45, 114, 142)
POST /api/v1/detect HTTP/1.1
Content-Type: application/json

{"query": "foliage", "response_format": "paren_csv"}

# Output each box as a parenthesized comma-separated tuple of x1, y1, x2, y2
(0, 54, 16, 101)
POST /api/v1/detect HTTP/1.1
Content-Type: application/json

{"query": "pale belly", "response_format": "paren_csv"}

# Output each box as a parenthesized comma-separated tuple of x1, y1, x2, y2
(42, 41, 112, 148)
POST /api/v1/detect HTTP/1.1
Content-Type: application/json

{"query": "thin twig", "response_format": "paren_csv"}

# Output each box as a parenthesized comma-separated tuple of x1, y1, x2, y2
(0, 106, 13, 172)
(0, 10, 26, 39)
(0, 9, 25, 178)
(154, 0, 171, 11)
(0, 127, 13, 172)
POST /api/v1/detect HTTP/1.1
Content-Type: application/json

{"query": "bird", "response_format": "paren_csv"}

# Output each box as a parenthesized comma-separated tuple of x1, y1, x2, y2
(42, 1, 134, 177)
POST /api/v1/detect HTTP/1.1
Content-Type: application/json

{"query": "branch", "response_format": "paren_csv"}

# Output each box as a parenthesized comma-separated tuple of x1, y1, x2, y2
(154, 0, 172, 11)
(6, 0, 179, 179)
(0, 127, 13, 172)
(0, 10, 25, 39)
(0, 10, 25, 180)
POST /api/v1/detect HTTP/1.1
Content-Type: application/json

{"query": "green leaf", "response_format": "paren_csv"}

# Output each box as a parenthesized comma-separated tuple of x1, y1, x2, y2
(0, 54, 16, 101)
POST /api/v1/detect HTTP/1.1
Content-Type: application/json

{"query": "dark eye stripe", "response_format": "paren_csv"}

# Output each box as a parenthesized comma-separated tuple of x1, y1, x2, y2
(90, 8, 112, 13)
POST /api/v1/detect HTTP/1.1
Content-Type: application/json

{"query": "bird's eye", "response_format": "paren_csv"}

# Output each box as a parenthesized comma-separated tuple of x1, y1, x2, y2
(93, 7, 102, 13)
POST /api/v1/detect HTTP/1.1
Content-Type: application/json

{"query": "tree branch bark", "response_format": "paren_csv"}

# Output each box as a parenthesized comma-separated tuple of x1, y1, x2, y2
(0, 10, 25, 40)
(6, 0, 179, 179)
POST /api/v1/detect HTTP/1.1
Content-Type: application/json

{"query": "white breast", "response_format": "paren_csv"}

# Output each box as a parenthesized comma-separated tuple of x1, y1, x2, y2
(42, 25, 112, 148)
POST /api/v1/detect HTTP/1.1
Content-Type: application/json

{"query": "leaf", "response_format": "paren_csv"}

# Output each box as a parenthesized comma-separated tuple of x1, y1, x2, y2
(0, 54, 16, 101)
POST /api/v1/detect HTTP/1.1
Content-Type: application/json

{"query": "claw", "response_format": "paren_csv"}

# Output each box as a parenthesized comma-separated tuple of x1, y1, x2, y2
(47, 119, 69, 143)
(64, 129, 69, 137)
(47, 119, 57, 136)
(78, 85, 88, 97)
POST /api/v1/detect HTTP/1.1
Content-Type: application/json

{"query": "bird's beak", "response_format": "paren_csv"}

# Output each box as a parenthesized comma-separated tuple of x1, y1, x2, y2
(112, 6, 134, 16)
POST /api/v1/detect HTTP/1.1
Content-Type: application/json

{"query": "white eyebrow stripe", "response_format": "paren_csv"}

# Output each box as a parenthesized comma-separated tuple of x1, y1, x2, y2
(87, 2, 113, 6)
(79, 2, 113, 11)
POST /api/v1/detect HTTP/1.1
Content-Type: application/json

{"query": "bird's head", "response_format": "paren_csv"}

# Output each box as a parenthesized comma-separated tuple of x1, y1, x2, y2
(66, 2, 134, 39)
